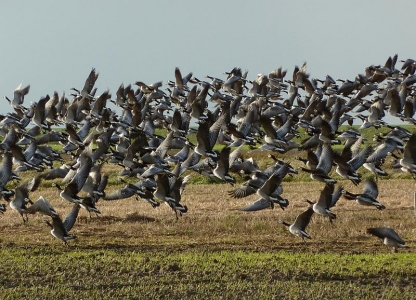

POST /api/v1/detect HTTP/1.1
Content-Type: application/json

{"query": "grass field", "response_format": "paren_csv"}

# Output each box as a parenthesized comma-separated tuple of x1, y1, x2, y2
(1, 156, 416, 299)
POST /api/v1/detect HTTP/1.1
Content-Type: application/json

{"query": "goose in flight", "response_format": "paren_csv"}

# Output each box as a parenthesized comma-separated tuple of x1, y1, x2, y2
(22, 196, 58, 218)
(44, 203, 80, 246)
(280, 206, 314, 243)
(303, 183, 343, 223)
(342, 178, 385, 210)
(212, 146, 236, 185)
(71, 68, 99, 99)
(195, 114, 227, 159)
(4, 82, 30, 110)
(367, 227, 409, 253)
(300, 142, 337, 184)
(399, 133, 416, 178)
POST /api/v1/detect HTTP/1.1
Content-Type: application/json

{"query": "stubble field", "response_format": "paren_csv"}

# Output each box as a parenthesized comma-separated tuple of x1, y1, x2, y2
(1, 161, 416, 299)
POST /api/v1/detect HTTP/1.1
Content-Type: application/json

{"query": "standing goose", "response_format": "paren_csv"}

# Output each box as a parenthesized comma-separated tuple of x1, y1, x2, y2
(279, 206, 314, 243)
(44, 203, 80, 246)
(367, 227, 409, 253)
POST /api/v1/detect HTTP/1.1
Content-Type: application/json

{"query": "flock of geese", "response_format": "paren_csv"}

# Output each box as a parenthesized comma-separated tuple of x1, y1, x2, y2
(0, 54, 416, 251)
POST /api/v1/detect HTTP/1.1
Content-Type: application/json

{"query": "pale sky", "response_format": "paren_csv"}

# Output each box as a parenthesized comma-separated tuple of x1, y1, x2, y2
(1, 1, 415, 124)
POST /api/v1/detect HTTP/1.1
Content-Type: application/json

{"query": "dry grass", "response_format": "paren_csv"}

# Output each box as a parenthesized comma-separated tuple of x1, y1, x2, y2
(1, 174, 415, 254)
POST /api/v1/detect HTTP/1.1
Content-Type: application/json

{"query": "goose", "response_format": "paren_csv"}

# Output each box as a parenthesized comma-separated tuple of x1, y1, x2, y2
(10, 144, 44, 172)
(65, 124, 85, 149)
(102, 184, 138, 201)
(300, 142, 337, 184)
(0, 151, 14, 200)
(212, 146, 236, 185)
(194, 113, 227, 158)
(9, 177, 42, 222)
(37, 164, 71, 181)
(399, 133, 416, 178)
(140, 164, 173, 178)
(79, 196, 101, 218)
(279, 206, 314, 243)
(228, 157, 291, 198)
(303, 183, 342, 223)
(226, 106, 256, 147)
(259, 115, 288, 150)
(35, 130, 67, 145)
(82, 163, 106, 197)
(241, 193, 289, 211)
(167, 109, 188, 137)
(90, 89, 110, 118)
(166, 143, 191, 164)
(153, 168, 188, 219)
(44, 203, 80, 246)
(228, 170, 269, 199)
(297, 148, 320, 170)
(170, 67, 192, 93)
(333, 142, 372, 186)
(71, 68, 99, 99)
(367, 227, 409, 253)
(364, 135, 404, 179)
(22, 196, 58, 217)
(123, 179, 160, 208)
(6, 82, 30, 110)
(31, 95, 50, 130)
(52, 150, 93, 204)
(255, 164, 289, 209)
(102, 177, 156, 204)
(342, 178, 385, 210)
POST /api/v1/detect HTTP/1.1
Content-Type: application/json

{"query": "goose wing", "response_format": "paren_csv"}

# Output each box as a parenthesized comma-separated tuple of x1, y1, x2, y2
(367, 227, 405, 244)
(293, 206, 314, 231)
(317, 183, 335, 208)
(362, 178, 378, 199)
(316, 142, 333, 175)
(63, 204, 80, 232)
(208, 113, 227, 149)
(330, 185, 344, 207)
(0, 152, 13, 187)
(240, 198, 271, 211)
(103, 186, 136, 200)
(401, 134, 416, 166)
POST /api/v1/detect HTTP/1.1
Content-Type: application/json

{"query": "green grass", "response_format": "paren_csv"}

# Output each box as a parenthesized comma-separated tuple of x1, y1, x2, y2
(1, 248, 415, 299)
